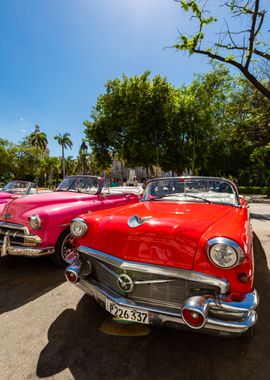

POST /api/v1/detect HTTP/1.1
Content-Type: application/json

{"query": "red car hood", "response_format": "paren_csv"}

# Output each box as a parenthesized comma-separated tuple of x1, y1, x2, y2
(1, 191, 96, 218)
(79, 201, 234, 270)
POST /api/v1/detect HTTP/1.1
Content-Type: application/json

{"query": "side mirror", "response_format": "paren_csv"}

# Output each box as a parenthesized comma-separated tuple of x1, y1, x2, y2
(101, 182, 110, 197)
(240, 195, 251, 207)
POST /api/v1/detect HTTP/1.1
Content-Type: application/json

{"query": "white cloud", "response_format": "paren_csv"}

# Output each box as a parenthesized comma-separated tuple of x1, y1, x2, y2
(19, 118, 24, 121)
(21, 129, 26, 133)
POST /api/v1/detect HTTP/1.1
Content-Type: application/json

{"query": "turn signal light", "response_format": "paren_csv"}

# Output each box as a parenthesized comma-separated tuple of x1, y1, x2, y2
(182, 309, 205, 329)
(238, 273, 250, 284)
(65, 270, 78, 284)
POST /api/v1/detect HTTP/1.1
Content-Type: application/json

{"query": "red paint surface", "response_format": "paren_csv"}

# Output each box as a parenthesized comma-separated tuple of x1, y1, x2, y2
(78, 200, 254, 294)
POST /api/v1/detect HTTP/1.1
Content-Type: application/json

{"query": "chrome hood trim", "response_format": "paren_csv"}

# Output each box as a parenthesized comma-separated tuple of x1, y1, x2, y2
(127, 214, 152, 228)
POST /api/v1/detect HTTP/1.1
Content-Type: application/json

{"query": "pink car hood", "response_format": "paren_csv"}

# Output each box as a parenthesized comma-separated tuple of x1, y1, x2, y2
(0, 192, 13, 204)
(1, 191, 97, 219)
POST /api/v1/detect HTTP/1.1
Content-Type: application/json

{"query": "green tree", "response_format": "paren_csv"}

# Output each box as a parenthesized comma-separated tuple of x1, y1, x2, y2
(28, 127, 48, 153)
(0, 139, 17, 182)
(27, 127, 48, 183)
(65, 156, 76, 176)
(54, 132, 73, 178)
(84, 71, 183, 174)
(221, 77, 270, 185)
(38, 156, 61, 187)
(175, 0, 270, 99)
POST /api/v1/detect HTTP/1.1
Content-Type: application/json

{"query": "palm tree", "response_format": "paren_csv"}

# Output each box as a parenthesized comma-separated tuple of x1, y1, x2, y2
(28, 125, 48, 183)
(65, 156, 76, 176)
(39, 156, 61, 188)
(29, 126, 48, 154)
(54, 133, 73, 178)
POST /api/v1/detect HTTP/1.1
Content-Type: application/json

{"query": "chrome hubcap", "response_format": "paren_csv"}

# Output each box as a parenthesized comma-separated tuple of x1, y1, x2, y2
(61, 233, 77, 262)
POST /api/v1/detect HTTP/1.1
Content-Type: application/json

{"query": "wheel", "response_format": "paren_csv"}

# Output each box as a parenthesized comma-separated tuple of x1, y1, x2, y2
(51, 228, 77, 266)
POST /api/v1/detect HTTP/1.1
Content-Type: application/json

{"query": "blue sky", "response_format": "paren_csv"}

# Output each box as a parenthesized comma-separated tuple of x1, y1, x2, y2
(0, 0, 215, 157)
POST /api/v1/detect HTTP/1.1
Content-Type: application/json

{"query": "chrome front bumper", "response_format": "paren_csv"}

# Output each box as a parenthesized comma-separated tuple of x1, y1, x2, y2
(0, 242, 55, 257)
(0, 222, 54, 258)
(75, 277, 258, 336)
(68, 246, 258, 336)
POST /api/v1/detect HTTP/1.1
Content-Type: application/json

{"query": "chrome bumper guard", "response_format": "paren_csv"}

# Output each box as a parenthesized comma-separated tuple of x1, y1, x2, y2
(75, 278, 258, 336)
(0, 239, 55, 257)
(0, 221, 54, 257)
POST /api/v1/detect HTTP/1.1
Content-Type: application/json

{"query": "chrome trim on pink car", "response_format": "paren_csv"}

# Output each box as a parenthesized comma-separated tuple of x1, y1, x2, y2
(0, 243, 54, 257)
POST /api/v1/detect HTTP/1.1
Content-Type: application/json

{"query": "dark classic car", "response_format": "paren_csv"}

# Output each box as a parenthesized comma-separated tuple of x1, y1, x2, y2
(65, 176, 258, 336)
(0, 175, 141, 266)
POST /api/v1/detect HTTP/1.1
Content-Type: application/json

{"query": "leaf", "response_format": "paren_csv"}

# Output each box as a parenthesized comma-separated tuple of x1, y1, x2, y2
(224, 55, 235, 61)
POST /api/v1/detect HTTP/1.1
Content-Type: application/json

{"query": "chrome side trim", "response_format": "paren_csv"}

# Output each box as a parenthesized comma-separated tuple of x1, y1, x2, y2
(78, 246, 229, 294)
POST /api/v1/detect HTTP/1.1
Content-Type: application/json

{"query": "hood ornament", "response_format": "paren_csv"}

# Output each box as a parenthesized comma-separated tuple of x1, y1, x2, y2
(128, 214, 152, 228)
(3, 213, 13, 219)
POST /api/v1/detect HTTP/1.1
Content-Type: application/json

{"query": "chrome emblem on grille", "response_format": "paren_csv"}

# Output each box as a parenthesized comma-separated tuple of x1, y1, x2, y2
(117, 273, 134, 293)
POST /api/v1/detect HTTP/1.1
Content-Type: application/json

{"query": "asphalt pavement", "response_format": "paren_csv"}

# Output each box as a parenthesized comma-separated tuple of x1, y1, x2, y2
(0, 203, 269, 380)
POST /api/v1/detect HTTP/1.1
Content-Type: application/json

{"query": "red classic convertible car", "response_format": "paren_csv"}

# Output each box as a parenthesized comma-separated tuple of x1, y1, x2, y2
(66, 176, 258, 336)
(0, 175, 141, 266)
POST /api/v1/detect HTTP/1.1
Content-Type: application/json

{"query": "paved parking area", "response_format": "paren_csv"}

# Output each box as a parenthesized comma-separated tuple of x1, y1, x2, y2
(0, 204, 270, 380)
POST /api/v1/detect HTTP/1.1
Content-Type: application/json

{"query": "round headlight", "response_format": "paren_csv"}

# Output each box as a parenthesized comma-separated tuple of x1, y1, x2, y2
(28, 214, 41, 229)
(206, 238, 244, 269)
(70, 218, 88, 237)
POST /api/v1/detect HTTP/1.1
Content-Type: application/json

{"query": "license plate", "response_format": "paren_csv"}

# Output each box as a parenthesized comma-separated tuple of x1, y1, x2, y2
(105, 299, 149, 324)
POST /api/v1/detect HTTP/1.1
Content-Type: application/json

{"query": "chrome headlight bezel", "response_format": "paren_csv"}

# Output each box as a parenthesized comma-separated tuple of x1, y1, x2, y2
(28, 214, 42, 230)
(206, 237, 244, 269)
(70, 218, 88, 237)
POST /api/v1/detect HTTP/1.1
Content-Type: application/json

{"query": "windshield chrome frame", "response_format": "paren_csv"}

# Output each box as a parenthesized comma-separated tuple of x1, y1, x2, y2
(142, 176, 240, 206)
(56, 175, 103, 194)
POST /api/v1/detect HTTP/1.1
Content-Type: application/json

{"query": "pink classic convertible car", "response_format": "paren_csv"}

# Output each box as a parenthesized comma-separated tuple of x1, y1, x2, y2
(0, 175, 141, 265)
(0, 180, 38, 204)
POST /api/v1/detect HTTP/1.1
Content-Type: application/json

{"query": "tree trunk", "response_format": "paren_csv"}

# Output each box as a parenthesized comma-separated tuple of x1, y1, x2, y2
(62, 145, 65, 178)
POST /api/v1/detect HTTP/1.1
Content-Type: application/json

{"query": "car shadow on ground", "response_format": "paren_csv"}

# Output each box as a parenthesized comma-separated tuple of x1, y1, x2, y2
(250, 212, 270, 221)
(36, 234, 270, 380)
(0, 256, 65, 314)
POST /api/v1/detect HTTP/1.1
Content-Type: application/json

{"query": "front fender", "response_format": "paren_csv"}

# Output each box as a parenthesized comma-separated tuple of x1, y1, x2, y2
(193, 206, 254, 294)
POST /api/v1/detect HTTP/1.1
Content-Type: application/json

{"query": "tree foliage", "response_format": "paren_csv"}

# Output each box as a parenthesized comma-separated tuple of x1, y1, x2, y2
(175, 0, 270, 99)
(84, 68, 235, 176)
(54, 132, 73, 178)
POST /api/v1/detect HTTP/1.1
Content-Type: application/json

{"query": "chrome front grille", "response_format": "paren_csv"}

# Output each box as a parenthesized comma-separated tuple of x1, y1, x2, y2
(0, 222, 29, 245)
(86, 256, 220, 310)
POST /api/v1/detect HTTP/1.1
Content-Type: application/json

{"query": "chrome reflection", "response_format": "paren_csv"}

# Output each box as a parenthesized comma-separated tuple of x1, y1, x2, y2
(128, 214, 152, 228)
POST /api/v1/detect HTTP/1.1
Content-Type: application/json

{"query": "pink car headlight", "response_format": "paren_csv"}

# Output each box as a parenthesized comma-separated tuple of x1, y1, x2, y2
(28, 214, 41, 229)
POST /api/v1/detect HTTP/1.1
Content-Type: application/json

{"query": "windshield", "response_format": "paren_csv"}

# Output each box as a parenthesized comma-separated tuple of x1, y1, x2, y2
(143, 177, 239, 206)
(56, 176, 99, 194)
(1, 180, 36, 194)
